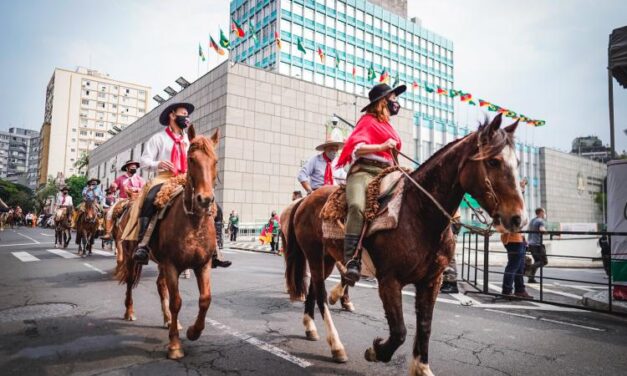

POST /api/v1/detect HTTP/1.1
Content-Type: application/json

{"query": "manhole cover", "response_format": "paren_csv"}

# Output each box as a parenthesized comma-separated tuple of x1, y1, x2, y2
(0, 303, 77, 323)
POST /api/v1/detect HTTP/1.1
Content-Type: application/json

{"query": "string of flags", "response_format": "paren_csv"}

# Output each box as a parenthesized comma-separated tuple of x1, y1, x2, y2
(199, 19, 545, 127)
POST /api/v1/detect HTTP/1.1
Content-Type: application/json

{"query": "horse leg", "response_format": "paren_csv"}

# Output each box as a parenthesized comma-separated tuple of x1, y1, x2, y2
(186, 263, 212, 341)
(328, 280, 345, 306)
(365, 277, 406, 363)
(312, 272, 348, 363)
(303, 283, 318, 341)
(340, 282, 355, 312)
(124, 278, 136, 321)
(165, 264, 184, 359)
(157, 265, 179, 329)
(408, 278, 440, 376)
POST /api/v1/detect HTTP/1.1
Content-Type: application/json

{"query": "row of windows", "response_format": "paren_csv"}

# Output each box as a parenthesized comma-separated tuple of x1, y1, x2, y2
(82, 90, 146, 106)
(81, 79, 146, 97)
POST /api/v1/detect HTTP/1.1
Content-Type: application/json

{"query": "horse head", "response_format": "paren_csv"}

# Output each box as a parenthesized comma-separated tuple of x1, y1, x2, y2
(186, 128, 220, 211)
(458, 114, 527, 233)
(54, 208, 67, 223)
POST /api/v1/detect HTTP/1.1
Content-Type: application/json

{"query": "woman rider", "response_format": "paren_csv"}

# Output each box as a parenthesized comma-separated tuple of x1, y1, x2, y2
(335, 83, 406, 284)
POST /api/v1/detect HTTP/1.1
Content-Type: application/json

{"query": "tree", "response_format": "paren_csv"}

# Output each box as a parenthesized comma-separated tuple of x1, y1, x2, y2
(0, 179, 35, 212)
(74, 151, 90, 175)
(65, 175, 87, 206)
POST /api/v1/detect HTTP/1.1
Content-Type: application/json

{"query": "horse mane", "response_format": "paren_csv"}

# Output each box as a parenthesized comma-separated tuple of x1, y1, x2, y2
(189, 136, 217, 159)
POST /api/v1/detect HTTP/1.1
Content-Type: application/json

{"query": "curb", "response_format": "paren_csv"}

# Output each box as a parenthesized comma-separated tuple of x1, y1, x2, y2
(227, 242, 282, 256)
(581, 290, 627, 314)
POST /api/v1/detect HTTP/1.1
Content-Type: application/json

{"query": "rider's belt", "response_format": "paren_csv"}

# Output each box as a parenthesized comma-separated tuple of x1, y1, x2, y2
(355, 158, 391, 169)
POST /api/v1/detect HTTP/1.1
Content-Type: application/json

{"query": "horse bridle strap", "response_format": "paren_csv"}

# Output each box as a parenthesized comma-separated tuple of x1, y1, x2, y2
(182, 176, 214, 217)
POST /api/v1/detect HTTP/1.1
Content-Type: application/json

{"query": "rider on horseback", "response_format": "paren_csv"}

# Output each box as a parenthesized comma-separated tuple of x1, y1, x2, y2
(74, 178, 104, 226)
(335, 83, 406, 284)
(55, 186, 74, 220)
(124, 102, 231, 268)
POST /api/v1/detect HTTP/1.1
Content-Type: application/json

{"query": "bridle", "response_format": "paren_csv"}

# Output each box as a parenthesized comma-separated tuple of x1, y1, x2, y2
(182, 171, 215, 217)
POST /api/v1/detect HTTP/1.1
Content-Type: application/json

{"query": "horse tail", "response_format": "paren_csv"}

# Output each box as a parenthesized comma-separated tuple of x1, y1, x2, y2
(284, 198, 307, 301)
(115, 243, 143, 288)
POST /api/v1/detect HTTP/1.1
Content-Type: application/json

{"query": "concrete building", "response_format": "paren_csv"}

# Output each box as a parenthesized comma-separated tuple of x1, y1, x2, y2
(89, 62, 415, 223)
(539, 147, 607, 225)
(0, 127, 40, 189)
(38, 67, 151, 185)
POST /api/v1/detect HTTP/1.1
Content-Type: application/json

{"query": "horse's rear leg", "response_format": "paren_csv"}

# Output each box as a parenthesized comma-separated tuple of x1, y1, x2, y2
(157, 266, 177, 329)
(312, 274, 347, 363)
(340, 282, 355, 312)
(124, 281, 136, 321)
(365, 277, 406, 363)
(303, 283, 318, 341)
(186, 263, 212, 341)
(164, 264, 184, 359)
(408, 278, 440, 376)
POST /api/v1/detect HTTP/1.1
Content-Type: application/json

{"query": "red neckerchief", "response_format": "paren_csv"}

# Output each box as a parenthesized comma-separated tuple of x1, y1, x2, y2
(322, 153, 334, 185)
(61, 194, 66, 205)
(336, 114, 402, 168)
(165, 127, 187, 175)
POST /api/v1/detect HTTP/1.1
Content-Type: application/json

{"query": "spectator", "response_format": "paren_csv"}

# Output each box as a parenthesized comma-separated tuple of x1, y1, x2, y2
(440, 209, 462, 294)
(228, 210, 239, 241)
(527, 208, 548, 283)
(501, 232, 532, 298)
(599, 234, 611, 277)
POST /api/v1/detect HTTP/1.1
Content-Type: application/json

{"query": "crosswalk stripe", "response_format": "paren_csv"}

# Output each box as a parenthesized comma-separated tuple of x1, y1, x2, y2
(46, 249, 79, 259)
(90, 249, 115, 257)
(11, 252, 40, 262)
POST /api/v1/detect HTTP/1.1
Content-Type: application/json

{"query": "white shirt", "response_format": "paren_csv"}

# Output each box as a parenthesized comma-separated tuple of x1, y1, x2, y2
(140, 128, 190, 172)
(56, 194, 73, 207)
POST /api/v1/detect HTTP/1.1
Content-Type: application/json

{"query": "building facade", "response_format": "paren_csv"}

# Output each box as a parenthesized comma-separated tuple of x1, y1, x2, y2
(539, 147, 607, 225)
(38, 67, 151, 185)
(0, 127, 40, 189)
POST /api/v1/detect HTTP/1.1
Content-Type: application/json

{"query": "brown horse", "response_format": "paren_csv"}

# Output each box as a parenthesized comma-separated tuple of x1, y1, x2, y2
(116, 129, 220, 360)
(76, 199, 99, 256)
(54, 208, 72, 248)
(284, 114, 526, 375)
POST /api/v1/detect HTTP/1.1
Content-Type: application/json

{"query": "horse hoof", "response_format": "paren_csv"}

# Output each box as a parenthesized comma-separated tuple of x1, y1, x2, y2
(305, 330, 319, 341)
(167, 347, 185, 360)
(364, 347, 379, 362)
(328, 295, 339, 306)
(332, 349, 348, 363)
(186, 326, 201, 341)
(342, 302, 355, 312)
(124, 313, 136, 321)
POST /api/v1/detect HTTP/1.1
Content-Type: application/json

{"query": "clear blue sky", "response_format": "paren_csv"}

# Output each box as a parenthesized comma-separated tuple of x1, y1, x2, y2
(1, 0, 626, 153)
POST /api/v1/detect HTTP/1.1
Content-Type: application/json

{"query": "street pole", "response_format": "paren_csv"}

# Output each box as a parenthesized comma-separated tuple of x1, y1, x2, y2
(608, 68, 616, 159)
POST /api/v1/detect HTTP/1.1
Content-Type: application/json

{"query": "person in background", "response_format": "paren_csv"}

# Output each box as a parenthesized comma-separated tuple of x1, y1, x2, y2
(292, 190, 303, 201)
(599, 233, 611, 277)
(501, 231, 532, 298)
(229, 210, 239, 241)
(527, 208, 548, 283)
(297, 128, 346, 194)
(440, 209, 462, 294)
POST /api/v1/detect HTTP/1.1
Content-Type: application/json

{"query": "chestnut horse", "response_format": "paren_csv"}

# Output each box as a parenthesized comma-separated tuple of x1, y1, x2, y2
(76, 199, 99, 256)
(116, 129, 219, 360)
(54, 208, 72, 248)
(284, 114, 526, 375)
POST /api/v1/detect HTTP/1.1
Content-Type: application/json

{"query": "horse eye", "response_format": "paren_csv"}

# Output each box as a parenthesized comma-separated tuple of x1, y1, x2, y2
(487, 159, 500, 168)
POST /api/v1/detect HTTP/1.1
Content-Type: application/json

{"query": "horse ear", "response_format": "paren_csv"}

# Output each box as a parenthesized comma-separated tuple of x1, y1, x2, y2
(489, 113, 503, 133)
(211, 128, 220, 146)
(187, 124, 196, 141)
(504, 119, 519, 134)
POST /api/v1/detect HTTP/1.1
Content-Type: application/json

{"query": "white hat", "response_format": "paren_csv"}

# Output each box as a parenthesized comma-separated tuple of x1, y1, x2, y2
(316, 127, 345, 151)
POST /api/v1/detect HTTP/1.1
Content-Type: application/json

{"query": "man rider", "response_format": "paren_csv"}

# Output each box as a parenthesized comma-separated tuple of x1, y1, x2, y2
(297, 128, 346, 194)
(55, 186, 74, 220)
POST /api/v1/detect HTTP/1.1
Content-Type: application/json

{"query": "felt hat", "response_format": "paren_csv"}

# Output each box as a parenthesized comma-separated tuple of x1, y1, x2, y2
(361, 83, 407, 112)
(315, 127, 345, 151)
(159, 102, 195, 126)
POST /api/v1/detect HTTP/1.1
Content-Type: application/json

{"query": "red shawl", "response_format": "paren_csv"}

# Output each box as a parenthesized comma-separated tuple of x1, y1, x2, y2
(165, 127, 187, 176)
(336, 114, 402, 168)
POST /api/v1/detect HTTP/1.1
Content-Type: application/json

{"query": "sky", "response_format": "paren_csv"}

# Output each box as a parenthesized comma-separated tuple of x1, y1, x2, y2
(0, 0, 625, 153)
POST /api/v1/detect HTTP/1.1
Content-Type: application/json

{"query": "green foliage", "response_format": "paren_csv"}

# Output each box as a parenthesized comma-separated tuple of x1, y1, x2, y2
(73, 152, 90, 175)
(594, 191, 607, 215)
(0, 179, 35, 212)
(65, 175, 88, 206)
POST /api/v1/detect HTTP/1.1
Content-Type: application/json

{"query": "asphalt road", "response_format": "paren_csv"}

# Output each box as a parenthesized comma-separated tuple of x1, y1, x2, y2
(1, 227, 626, 376)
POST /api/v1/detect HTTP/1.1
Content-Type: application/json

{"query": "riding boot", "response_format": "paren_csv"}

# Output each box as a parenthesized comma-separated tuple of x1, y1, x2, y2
(343, 234, 362, 285)
(212, 248, 232, 268)
(132, 217, 151, 265)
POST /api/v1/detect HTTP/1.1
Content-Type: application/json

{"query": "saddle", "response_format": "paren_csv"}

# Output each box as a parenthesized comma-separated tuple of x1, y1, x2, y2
(320, 166, 408, 240)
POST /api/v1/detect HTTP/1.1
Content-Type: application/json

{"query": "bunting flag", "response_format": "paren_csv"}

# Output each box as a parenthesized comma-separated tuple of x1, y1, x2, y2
(297, 38, 307, 54)
(497, 107, 509, 114)
(487, 104, 499, 112)
(335, 55, 340, 68)
(379, 69, 389, 83)
(424, 84, 435, 93)
(231, 19, 245, 38)
(367, 63, 376, 81)
(352, 65, 356, 78)
(448, 89, 460, 98)
(249, 21, 258, 45)
(460, 93, 472, 102)
(505, 110, 517, 118)
(219, 29, 230, 48)
(412, 81, 419, 90)
(436, 87, 448, 96)
(317, 47, 325, 63)
(468, 100, 477, 106)
(198, 43, 206, 62)
(274, 31, 282, 50)
(209, 36, 225, 56)
(479, 99, 490, 107)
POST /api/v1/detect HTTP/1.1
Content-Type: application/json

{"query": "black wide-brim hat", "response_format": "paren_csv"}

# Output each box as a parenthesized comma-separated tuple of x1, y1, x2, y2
(361, 83, 407, 112)
(121, 160, 140, 172)
(159, 102, 195, 126)
(87, 178, 101, 185)
(60, 186, 69, 192)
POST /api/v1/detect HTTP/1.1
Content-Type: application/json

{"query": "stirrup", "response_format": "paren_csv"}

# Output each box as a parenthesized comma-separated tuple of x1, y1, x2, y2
(133, 246, 150, 265)
(344, 259, 361, 286)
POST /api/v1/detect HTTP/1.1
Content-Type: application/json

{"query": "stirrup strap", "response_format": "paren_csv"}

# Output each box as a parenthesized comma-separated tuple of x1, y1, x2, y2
(138, 216, 159, 247)
(351, 222, 370, 261)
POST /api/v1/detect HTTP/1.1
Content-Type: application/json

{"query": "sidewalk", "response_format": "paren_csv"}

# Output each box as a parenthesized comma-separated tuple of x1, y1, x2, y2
(227, 240, 280, 255)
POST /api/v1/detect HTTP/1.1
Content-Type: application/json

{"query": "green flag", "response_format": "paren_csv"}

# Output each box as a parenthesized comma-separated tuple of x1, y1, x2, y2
(219, 28, 230, 48)
(297, 38, 307, 54)
(198, 43, 206, 62)
(367, 63, 376, 81)
(249, 21, 258, 44)
(424, 84, 435, 93)
(335, 55, 340, 68)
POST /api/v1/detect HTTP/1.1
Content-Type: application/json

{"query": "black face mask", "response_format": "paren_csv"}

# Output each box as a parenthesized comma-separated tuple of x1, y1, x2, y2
(175, 115, 189, 129)
(387, 100, 401, 116)
(128, 168, 137, 175)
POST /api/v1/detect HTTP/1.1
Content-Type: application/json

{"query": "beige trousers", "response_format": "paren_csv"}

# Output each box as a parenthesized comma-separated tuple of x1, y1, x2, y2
(121, 172, 173, 241)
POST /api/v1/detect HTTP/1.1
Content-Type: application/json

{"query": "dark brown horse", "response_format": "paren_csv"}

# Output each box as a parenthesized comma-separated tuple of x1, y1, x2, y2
(54, 208, 72, 248)
(284, 114, 527, 375)
(76, 200, 99, 256)
(116, 129, 220, 360)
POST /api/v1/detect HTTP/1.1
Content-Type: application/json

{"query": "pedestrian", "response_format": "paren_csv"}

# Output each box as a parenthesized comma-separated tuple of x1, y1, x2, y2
(440, 209, 461, 294)
(501, 232, 532, 298)
(229, 209, 239, 241)
(599, 233, 611, 277)
(335, 82, 406, 283)
(262, 215, 280, 253)
(297, 128, 346, 194)
(527, 208, 548, 283)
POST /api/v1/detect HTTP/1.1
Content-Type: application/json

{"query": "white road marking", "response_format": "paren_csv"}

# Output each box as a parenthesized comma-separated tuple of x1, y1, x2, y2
(16, 233, 40, 244)
(485, 309, 605, 332)
(206, 318, 312, 368)
(40, 233, 54, 237)
(526, 284, 582, 300)
(90, 249, 115, 257)
(0, 242, 54, 248)
(46, 249, 79, 259)
(11, 252, 40, 262)
(83, 262, 107, 275)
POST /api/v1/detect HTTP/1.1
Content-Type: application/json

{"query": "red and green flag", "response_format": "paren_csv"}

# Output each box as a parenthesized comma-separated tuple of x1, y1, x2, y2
(479, 99, 490, 107)
(460, 92, 472, 102)
(317, 47, 325, 63)
(219, 28, 230, 48)
(275, 31, 282, 50)
(297, 38, 307, 54)
(209, 36, 225, 56)
(231, 19, 245, 38)
(367, 63, 376, 81)
(437, 87, 448, 96)
(448, 89, 460, 98)
(379, 69, 389, 83)
(198, 43, 206, 62)
(468, 100, 477, 106)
